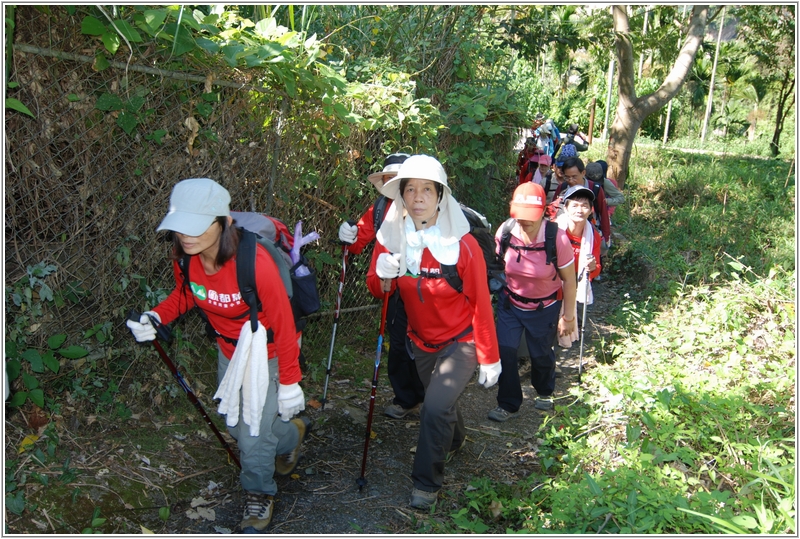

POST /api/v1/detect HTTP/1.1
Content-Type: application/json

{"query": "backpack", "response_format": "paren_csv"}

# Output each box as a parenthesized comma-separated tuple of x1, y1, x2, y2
(372, 195, 390, 232)
(178, 212, 320, 345)
(436, 204, 506, 294)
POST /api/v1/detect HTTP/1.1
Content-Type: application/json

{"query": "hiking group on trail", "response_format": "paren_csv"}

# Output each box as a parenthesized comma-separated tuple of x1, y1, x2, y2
(126, 116, 624, 532)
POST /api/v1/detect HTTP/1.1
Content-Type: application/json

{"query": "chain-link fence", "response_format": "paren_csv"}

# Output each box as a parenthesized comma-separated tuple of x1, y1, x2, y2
(6, 7, 521, 397)
(5, 7, 400, 380)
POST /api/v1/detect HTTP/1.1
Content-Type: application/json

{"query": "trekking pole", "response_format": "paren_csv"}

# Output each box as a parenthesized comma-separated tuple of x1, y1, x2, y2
(357, 284, 391, 490)
(321, 243, 349, 409)
(577, 268, 590, 385)
(127, 310, 241, 469)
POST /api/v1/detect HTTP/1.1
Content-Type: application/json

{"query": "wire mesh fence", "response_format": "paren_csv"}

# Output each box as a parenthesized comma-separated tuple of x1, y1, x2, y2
(5, 7, 393, 383)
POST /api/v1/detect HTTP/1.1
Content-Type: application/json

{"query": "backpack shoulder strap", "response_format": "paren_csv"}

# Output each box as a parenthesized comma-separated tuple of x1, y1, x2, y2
(440, 264, 462, 294)
(179, 253, 191, 289)
(237, 229, 260, 333)
(373, 195, 389, 232)
(544, 220, 558, 267)
(544, 220, 559, 281)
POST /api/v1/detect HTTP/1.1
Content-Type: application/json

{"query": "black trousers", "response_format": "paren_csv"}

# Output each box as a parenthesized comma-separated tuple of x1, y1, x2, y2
(386, 291, 425, 409)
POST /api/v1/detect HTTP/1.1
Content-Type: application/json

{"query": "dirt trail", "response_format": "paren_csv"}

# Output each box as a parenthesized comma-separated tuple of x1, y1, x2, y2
(4, 276, 622, 535)
(167, 279, 621, 534)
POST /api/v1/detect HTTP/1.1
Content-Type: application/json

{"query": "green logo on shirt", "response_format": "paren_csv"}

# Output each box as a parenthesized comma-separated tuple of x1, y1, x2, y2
(190, 282, 207, 301)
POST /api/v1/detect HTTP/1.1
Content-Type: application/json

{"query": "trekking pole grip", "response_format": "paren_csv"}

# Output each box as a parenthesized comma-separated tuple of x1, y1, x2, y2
(127, 309, 171, 343)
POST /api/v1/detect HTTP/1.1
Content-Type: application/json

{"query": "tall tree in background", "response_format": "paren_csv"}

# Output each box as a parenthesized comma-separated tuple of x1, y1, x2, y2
(734, 5, 795, 157)
(606, 5, 710, 188)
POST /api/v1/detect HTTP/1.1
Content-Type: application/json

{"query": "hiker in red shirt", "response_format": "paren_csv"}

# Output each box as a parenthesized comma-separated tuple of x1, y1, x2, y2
(516, 137, 537, 183)
(337, 154, 425, 419)
(125, 179, 308, 533)
(366, 155, 501, 510)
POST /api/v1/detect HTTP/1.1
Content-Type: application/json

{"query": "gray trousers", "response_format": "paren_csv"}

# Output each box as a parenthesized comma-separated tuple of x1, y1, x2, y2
(411, 341, 478, 492)
(217, 350, 299, 495)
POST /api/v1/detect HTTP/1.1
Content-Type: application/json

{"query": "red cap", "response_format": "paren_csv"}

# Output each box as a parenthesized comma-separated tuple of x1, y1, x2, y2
(510, 182, 546, 222)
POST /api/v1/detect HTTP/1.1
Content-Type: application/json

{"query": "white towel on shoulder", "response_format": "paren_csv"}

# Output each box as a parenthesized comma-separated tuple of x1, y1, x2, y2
(555, 214, 595, 348)
(213, 321, 269, 437)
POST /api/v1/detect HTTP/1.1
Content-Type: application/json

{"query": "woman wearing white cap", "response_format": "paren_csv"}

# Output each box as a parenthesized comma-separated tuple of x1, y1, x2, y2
(125, 178, 309, 533)
(487, 182, 577, 423)
(338, 154, 425, 419)
(366, 155, 502, 509)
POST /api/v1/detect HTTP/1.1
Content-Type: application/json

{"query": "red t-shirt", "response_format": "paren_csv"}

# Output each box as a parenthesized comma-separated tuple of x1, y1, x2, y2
(367, 235, 499, 365)
(154, 245, 301, 385)
(565, 228, 602, 281)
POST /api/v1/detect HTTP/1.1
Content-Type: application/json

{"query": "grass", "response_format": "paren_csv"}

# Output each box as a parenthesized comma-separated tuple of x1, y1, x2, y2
(418, 148, 796, 534)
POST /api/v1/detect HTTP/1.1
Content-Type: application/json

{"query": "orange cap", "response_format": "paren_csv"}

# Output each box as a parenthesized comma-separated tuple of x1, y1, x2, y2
(510, 182, 546, 222)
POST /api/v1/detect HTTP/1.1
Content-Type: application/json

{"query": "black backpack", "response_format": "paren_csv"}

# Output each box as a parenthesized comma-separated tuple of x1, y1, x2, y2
(178, 212, 320, 346)
(372, 195, 391, 231)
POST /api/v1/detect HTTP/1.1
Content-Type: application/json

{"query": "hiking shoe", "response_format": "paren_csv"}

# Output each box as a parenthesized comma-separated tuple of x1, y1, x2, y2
(534, 397, 554, 411)
(487, 406, 519, 423)
(241, 492, 274, 532)
(384, 403, 419, 419)
(409, 487, 439, 509)
(275, 416, 312, 476)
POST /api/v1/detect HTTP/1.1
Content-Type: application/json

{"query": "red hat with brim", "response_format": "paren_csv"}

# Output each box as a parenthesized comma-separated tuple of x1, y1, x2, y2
(510, 182, 546, 222)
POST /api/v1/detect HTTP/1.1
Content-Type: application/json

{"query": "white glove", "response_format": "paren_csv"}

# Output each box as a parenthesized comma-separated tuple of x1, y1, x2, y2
(478, 361, 502, 389)
(278, 383, 305, 422)
(126, 311, 160, 342)
(376, 253, 402, 279)
(338, 222, 358, 244)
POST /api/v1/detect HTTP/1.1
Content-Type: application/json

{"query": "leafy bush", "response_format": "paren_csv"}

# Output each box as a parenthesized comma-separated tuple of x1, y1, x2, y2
(433, 263, 794, 534)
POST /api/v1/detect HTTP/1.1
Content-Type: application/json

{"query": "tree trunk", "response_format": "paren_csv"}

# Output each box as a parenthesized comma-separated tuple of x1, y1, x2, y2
(606, 5, 709, 189)
(770, 69, 795, 157)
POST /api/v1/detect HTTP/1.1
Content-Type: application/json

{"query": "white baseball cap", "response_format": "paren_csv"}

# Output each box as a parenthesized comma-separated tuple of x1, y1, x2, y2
(156, 178, 230, 236)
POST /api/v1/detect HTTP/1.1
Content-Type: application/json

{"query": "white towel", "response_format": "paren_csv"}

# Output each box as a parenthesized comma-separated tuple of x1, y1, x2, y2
(555, 215, 595, 348)
(404, 217, 460, 276)
(213, 321, 270, 437)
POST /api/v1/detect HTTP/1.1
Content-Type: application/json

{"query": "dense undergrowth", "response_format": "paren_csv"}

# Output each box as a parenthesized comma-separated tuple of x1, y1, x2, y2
(417, 149, 796, 533)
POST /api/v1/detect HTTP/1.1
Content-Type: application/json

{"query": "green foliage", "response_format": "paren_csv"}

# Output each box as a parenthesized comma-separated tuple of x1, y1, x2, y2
(432, 263, 794, 534)
(443, 82, 525, 180)
(6, 97, 35, 117)
(427, 148, 795, 534)
(82, 507, 107, 534)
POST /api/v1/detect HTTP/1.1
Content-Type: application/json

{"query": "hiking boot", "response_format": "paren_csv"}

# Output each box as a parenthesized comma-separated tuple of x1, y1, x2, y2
(275, 416, 312, 476)
(409, 487, 439, 509)
(534, 397, 554, 411)
(241, 492, 274, 532)
(487, 406, 519, 423)
(384, 403, 419, 419)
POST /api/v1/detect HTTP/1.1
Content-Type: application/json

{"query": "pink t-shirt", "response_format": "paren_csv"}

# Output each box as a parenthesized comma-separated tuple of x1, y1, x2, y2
(497, 220, 574, 310)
